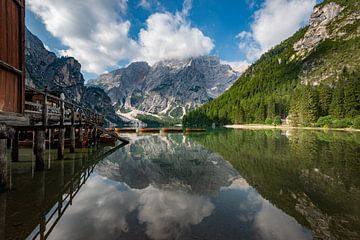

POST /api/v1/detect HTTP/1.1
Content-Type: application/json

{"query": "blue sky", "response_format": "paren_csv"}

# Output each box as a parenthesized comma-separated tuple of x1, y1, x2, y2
(26, 0, 321, 80)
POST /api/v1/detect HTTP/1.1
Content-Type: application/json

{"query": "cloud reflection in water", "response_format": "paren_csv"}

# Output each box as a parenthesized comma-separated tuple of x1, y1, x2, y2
(48, 134, 312, 240)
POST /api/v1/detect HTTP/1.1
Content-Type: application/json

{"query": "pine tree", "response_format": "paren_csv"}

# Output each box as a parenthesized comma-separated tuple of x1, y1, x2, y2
(301, 85, 319, 126)
(344, 71, 360, 117)
(318, 83, 333, 116)
(330, 79, 345, 118)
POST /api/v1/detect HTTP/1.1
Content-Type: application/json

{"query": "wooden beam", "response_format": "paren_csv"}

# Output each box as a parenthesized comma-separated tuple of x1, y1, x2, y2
(0, 60, 22, 75)
(0, 112, 29, 126)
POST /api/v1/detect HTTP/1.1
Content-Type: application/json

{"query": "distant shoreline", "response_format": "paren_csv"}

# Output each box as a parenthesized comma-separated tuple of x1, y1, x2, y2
(224, 124, 360, 133)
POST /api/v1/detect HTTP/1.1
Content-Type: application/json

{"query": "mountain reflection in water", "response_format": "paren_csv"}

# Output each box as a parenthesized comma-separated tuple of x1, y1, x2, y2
(1, 130, 359, 240)
(47, 134, 311, 240)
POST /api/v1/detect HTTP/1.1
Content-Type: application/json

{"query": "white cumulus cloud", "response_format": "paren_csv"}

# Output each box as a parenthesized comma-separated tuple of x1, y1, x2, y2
(238, 0, 316, 61)
(27, 0, 138, 74)
(137, 12, 214, 64)
(28, 0, 214, 74)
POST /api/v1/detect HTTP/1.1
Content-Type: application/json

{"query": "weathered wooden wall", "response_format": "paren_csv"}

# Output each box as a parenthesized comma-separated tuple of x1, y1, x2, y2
(0, 0, 25, 114)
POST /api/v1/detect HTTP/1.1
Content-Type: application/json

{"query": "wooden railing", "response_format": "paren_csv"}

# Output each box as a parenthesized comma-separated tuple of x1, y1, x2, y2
(25, 142, 127, 240)
(24, 86, 104, 126)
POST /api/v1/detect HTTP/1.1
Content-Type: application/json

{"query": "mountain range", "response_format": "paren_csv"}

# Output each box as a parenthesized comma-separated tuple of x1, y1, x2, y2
(88, 56, 240, 124)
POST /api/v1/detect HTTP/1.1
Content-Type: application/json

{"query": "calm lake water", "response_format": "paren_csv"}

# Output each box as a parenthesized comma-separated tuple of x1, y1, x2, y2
(0, 129, 359, 240)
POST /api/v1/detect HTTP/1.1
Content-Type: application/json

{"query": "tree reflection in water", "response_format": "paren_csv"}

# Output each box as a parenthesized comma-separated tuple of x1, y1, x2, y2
(1, 130, 359, 240)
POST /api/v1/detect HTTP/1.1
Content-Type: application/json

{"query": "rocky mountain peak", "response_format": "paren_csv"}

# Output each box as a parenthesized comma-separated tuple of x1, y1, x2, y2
(89, 55, 240, 123)
(294, 2, 359, 57)
(310, 2, 344, 27)
(25, 27, 85, 101)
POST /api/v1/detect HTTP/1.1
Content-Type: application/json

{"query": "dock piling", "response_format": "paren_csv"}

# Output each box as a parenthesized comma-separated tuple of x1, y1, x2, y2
(35, 130, 45, 171)
(11, 130, 19, 162)
(0, 137, 7, 191)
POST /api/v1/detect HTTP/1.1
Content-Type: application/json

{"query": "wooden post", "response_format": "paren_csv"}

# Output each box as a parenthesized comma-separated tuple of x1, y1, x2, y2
(70, 105, 75, 153)
(35, 130, 45, 171)
(92, 127, 97, 146)
(48, 129, 52, 169)
(84, 125, 89, 147)
(58, 94, 65, 160)
(33, 86, 48, 171)
(58, 128, 65, 160)
(42, 86, 48, 127)
(11, 130, 19, 162)
(50, 128, 55, 148)
(78, 109, 83, 147)
(70, 127, 75, 153)
(0, 124, 7, 191)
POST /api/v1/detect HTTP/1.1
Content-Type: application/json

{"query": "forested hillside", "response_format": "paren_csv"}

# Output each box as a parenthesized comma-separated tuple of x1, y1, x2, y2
(183, 0, 360, 128)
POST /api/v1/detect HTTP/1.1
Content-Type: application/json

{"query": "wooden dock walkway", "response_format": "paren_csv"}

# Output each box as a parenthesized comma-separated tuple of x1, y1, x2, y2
(0, 86, 129, 191)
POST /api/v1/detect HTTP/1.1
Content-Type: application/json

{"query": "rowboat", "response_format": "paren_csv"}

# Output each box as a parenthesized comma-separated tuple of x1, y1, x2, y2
(185, 128, 206, 133)
(162, 128, 183, 133)
(139, 128, 160, 133)
(115, 128, 137, 133)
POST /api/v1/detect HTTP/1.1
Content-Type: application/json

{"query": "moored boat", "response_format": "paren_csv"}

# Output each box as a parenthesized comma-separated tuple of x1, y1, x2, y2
(115, 128, 137, 133)
(162, 128, 183, 133)
(139, 128, 160, 133)
(185, 128, 206, 133)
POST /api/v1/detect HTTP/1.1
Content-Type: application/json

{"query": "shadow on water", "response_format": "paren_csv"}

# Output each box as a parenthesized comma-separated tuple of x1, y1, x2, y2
(0, 143, 127, 240)
(0, 130, 359, 240)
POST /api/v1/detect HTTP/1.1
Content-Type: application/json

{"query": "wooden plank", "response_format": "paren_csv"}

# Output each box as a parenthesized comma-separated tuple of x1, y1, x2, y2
(19, 0, 25, 114)
(0, 0, 7, 62)
(2, 72, 16, 112)
(0, 0, 24, 114)
(7, 1, 20, 68)
(0, 60, 22, 75)
(0, 70, 5, 111)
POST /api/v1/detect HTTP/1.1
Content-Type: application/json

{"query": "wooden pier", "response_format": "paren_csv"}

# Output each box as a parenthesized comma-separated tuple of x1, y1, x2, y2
(0, 0, 129, 191)
(0, 86, 129, 191)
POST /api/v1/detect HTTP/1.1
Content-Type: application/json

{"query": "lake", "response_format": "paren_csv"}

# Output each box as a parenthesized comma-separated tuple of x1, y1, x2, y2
(0, 129, 359, 240)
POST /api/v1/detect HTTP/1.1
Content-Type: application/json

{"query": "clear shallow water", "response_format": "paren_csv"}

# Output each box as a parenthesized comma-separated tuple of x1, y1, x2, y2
(1, 129, 359, 240)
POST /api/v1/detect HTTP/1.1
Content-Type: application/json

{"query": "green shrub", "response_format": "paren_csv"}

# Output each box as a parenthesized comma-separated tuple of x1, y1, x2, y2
(316, 116, 333, 127)
(330, 118, 352, 128)
(265, 117, 273, 125)
(352, 116, 360, 129)
(274, 116, 282, 125)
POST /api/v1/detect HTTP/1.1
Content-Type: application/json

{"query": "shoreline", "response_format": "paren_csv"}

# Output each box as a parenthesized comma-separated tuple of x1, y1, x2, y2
(224, 124, 360, 133)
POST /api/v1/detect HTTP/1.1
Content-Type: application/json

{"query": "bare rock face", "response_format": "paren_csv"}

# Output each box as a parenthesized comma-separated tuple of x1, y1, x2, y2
(89, 56, 240, 120)
(294, 2, 345, 56)
(81, 87, 121, 125)
(25, 28, 123, 125)
(25, 28, 85, 101)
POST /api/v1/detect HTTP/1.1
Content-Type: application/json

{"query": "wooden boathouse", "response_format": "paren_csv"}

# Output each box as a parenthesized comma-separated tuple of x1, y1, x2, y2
(0, 0, 128, 191)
